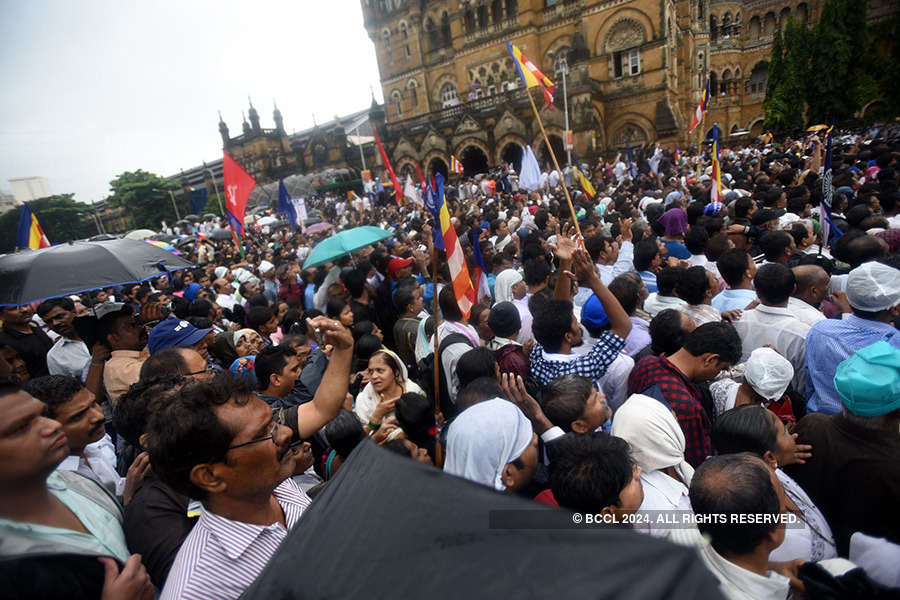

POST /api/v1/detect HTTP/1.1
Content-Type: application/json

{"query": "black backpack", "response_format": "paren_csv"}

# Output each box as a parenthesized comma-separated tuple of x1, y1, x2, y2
(415, 332, 473, 421)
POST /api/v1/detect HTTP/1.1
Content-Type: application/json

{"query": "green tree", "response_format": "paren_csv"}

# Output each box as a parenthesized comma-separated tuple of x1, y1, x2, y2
(105, 170, 184, 230)
(0, 194, 94, 253)
(807, 0, 868, 124)
(764, 20, 811, 133)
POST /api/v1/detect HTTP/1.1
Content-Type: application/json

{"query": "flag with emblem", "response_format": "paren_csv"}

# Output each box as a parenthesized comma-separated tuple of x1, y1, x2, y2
(506, 41, 555, 109)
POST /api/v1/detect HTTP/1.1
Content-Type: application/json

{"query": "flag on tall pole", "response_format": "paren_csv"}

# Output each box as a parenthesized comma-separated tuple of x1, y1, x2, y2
(15, 204, 50, 250)
(371, 125, 403, 205)
(471, 227, 491, 303)
(710, 125, 722, 204)
(414, 162, 427, 189)
(450, 155, 464, 174)
(574, 167, 595, 201)
(506, 41, 555, 109)
(689, 76, 711, 133)
(403, 175, 422, 206)
(819, 125, 842, 251)
(518, 145, 542, 192)
(426, 173, 475, 318)
(277, 179, 297, 230)
(223, 152, 255, 256)
(292, 197, 308, 233)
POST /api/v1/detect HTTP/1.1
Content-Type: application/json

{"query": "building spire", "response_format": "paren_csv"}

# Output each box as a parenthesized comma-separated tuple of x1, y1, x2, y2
(273, 99, 284, 133)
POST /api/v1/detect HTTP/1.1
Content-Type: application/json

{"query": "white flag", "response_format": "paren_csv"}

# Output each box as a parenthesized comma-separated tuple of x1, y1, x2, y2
(519, 146, 542, 192)
(292, 197, 308, 233)
(404, 175, 422, 206)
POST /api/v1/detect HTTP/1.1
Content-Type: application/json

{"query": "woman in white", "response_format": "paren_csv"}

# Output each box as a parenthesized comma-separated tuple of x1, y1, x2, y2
(709, 347, 796, 422)
(353, 348, 424, 432)
(611, 393, 694, 540)
(712, 404, 837, 562)
(493, 269, 532, 344)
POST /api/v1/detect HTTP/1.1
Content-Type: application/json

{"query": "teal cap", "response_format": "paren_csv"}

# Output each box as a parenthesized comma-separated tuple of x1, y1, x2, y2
(834, 341, 900, 417)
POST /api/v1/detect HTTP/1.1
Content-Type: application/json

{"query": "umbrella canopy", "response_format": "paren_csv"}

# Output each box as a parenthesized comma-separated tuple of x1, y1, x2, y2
(257, 215, 279, 226)
(150, 233, 177, 242)
(183, 214, 200, 221)
(210, 228, 233, 240)
(174, 219, 190, 227)
(203, 213, 218, 220)
(302, 226, 392, 268)
(123, 229, 157, 240)
(88, 234, 118, 241)
(0, 239, 194, 306)
(174, 236, 197, 247)
(144, 239, 179, 254)
(244, 440, 720, 599)
(305, 222, 333, 235)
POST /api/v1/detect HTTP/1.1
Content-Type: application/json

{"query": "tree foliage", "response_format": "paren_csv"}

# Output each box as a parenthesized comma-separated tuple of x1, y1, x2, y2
(0, 194, 94, 254)
(764, 19, 811, 133)
(105, 170, 185, 231)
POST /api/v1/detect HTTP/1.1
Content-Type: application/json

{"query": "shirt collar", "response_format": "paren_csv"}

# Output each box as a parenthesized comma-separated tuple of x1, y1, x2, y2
(844, 314, 898, 332)
(754, 304, 794, 316)
(57, 455, 84, 473)
(642, 470, 689, 506)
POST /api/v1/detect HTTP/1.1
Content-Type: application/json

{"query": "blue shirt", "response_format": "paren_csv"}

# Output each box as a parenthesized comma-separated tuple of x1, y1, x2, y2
(711, 288, 758, 313)
(805, 315, 900, 415)
(638, 271, 658, 294)
(662, 240, 691, 260)
(303, 284, 315, 310)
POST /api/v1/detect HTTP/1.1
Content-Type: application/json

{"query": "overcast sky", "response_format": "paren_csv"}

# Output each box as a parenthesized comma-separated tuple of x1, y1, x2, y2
(0, 0, 382, 203)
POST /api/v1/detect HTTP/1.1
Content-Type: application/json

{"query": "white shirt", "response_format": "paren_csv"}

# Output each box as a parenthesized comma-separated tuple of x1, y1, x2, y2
(732, 304, 811, 397)
(56, 434, 124, 498)
(770, 469, 837, 563)
(787, 297, 826, 327)
(643, 293, 686, 318)
(595, 241, 634, 286)
(47, 337, 91, 379)
(634, 469, 692, 540)
(215, 293, 238, 311)
(596, 352, 634, 412)
(697, 540, 791, 600)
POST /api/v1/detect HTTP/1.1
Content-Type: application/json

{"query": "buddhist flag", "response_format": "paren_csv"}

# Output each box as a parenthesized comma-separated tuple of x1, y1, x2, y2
(710, 126, 722, 204)
(471, 227, 491, 302)
(371, 125, 403, 205)
(403, 175, 422, 206)
(674, 146, 682, 165)
(223, 152, 256, 238)
(689, 77, 711, 133)
(16, 204, 50, 250)
(506, 41, 555, 108)
(426, 173, 475, 318)
(450, 155, 464, 174)
(574, 167, 595, 201)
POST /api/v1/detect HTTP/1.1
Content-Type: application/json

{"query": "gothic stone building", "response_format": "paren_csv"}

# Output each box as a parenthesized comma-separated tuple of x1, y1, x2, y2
(361, 0, 829, 176)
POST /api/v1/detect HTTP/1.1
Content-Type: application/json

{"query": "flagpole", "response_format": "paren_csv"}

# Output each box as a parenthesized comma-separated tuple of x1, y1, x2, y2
(431, 245, 442, 465)
(524, 87, 583, 241)
(205, 167, 225, 215)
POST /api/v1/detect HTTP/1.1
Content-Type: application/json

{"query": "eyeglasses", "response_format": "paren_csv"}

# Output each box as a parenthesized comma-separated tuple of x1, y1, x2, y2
(226, 408, 285, 451)
(185, 366, 215, 376)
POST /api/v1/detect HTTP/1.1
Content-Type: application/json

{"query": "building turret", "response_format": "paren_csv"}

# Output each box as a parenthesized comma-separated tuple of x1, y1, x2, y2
(273, 100, 284, 133)
(248, 96, 261, 132)
(242, 111, 251, 135)
(218, 111, 229, 145)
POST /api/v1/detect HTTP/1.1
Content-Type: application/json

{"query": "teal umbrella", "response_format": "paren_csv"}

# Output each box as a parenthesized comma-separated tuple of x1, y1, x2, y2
(302, 226, 393, 269)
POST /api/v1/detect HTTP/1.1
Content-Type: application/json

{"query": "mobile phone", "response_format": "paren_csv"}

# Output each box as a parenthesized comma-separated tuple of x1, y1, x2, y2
(305, 318, 325, 346)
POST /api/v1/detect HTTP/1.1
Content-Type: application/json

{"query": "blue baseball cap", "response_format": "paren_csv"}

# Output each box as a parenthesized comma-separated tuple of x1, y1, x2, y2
(148, 317, 212, 355)
(581, 295, 610, 331)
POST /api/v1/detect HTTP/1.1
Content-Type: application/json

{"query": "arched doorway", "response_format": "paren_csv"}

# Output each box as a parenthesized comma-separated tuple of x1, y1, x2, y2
(538, 134, 565, 169)
(500, 143, 523, 173)
(427, 157, 448, 180)
(460, 145, 489, 174)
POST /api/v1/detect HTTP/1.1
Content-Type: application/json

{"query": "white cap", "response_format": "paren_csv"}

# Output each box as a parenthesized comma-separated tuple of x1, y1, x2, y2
(744, 347, 794, 400)
(846, 262, 900, 312)
(258, 260, 274, 274)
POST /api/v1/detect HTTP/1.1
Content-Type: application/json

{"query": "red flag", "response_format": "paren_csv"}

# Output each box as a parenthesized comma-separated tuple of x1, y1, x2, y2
(223, 152, 256, 237)
(414, 161, 426, 190)
(371, 125, 402, 205)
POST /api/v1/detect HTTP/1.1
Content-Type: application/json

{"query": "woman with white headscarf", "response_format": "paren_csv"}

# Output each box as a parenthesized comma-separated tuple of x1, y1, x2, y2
(611, 393, 694, 539)
(354, 348, 423, 429)
(493, 269, 532, 344)
(709, 347, 796, 424)
(445, 398, 538, 492)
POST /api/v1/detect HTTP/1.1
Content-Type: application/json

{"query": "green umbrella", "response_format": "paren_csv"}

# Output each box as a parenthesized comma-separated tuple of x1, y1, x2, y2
(302, 226, 393, 269)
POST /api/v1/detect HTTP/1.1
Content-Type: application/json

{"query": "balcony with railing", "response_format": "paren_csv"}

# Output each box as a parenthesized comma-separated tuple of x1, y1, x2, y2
(462, 17, 520, 46)
(542, 0, 584, 24)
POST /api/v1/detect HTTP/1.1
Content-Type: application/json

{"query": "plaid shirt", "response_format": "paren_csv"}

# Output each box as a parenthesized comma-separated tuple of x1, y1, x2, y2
(530, 332, 625, 386)
(627, 355, 711, 467)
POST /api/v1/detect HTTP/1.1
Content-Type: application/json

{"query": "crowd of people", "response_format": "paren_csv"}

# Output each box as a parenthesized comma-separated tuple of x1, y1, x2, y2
(1, 123, 899, 599)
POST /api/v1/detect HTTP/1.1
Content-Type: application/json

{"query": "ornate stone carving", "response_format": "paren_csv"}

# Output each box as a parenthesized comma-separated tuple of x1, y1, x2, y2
(605, 19, 646, 52)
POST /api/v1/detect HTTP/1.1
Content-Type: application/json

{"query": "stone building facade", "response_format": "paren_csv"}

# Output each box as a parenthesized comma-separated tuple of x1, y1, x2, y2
(360, 0, 830, 176)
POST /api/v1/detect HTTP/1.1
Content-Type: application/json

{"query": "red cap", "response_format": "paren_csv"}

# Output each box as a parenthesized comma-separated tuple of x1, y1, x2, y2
(387, 257, 414, 277)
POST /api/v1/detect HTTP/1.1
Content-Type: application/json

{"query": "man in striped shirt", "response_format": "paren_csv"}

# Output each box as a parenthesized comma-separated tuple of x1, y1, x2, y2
(148, 317, 353, 600)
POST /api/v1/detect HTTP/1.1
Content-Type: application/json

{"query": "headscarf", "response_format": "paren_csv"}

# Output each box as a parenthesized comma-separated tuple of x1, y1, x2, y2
(611, 394, 694, 486)
(744, 347, 793, 400)
(658, 208, 688, 237)
(494, 269, 524, 304)
(353, 347, 424, 431)
(445, 398, 533, 491)
(183, 283, 202, 303)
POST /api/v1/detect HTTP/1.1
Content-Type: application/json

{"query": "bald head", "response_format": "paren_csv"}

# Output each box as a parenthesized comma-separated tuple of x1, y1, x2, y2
(792, 265, 830, 308)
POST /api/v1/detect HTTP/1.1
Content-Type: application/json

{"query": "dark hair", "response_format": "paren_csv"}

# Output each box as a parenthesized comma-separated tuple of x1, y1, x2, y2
(690, 454, 781, 556)
(457, 376, 505, 412)
(706, 233, 732, 262)
(542, 375, 593, 432)
(342, 268, 367, 299)
(608, 274, 642, 315)
(532, 299, 574, 353)
(323, 409, 365, 459)
(189, 299, 215, 319)
(649, 309, 689, 355)
(254, 345, 297, 390)
(633, 237, 660, 272)
(684, 226, 709, 255)
(734, 197, 755, 218)
(36, 296, 74, 318)
(114, 375, 184, 447)
(717, 249, 752, 288)
(146, 373, 256, 499)
(140, 347, 189, 381)
(550, 433, 635, 513)
(585, 236, 610, 262)
(396, 392, 436, 457)
(844, 235, 888, 268)
(325, 297, 349, 321)
(523, 258, 551, 286)
(759, 231, 794, 262)
(394, 286, 418, 314)
(753, 263, 795, 305)
(683, 322, 742, 365)
(456, 348, 496, 390)
(677, 266, 712, 305)
(247, 306, 274, 331)
(438, 285, 463, 322)
(656, 266, 684, 296)
(354, 335, 382, 371)
(712, 405, 779, 458)
(369, 350, 403, 380)
(23, 375, 84, 418)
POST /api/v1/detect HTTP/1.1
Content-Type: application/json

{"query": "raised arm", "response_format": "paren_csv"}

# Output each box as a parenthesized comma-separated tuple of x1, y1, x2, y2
(573, 249, 632, 340)
(294, 316, 354, 438)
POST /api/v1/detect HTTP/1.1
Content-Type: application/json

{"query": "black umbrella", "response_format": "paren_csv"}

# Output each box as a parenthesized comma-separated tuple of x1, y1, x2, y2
(88, 233, 118, 241)
(244, 440, 721, 599)
(203, 213, 218, 220)
(0, 239, 194, 306)
(209, 228, 233, 240)
(184, 214, 200, 221)
(150, 233, 177, 242)
(174, 236, 197, 247)
(175, 219, 190, 227)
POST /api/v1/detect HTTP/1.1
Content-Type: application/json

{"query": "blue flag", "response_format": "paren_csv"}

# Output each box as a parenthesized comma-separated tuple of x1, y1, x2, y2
(424, 174, 445, 251)
(820, 126, 842, 248)
(189, 188, 208, 215)
(278, 179, 297, 230)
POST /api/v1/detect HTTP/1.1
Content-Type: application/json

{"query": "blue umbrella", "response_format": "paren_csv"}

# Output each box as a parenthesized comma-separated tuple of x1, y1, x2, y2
(302, 226, 393, 269)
